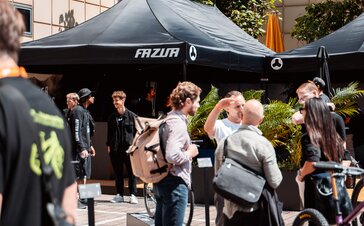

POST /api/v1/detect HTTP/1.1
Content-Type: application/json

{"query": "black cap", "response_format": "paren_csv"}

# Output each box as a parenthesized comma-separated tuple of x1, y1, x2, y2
(78, 88, 95, 101)
(313, 77, 326, 88)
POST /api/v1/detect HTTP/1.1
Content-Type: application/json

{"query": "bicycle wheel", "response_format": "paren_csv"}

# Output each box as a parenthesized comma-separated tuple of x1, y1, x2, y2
(351, 177, 364, 207)
(183, 189, 194, 226)
(292, 208, 329, 226)
(143, 183, 194, 225)
(143, 183, 156, 218)
(351, 177, 364, 226)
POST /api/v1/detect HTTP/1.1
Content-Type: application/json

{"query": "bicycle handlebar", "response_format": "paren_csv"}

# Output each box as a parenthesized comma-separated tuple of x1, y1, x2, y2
(314, 161, 343, 170)
(313, 161, 364, 176)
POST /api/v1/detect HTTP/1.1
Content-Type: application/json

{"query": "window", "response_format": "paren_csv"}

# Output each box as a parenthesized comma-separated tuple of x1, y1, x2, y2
(14, 4, 32, 36)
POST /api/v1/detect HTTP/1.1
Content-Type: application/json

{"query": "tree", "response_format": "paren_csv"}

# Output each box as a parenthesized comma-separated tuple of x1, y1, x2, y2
(194, 0, 278, 38)
(291, 0, 364, 43)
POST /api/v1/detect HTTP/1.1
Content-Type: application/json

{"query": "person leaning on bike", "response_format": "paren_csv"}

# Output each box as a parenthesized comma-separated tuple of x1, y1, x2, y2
(296, 97, 353, 225)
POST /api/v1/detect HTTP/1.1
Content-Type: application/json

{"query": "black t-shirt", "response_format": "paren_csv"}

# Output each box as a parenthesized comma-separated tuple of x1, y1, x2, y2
(0, 77, 75, 226)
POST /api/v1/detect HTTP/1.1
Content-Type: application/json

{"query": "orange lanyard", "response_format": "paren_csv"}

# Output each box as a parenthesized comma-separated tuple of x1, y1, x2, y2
(0, 66, 28, 79)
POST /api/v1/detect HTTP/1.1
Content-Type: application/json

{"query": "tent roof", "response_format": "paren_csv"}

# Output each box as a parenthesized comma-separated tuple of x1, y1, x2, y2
(267, 12, 364, 76)
(19, 0, 274, 74)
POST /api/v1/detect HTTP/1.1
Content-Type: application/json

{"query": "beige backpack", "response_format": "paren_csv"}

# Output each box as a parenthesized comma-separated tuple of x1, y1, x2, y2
(127, 116, 177, 183)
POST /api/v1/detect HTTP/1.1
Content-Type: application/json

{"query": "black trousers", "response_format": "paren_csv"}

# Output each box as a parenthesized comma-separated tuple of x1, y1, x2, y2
(109, 151, 137, 196)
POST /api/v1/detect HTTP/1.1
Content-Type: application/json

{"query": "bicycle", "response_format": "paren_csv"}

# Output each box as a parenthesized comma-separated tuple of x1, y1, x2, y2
(350, 160, 364, 224)
(143, 182, 195, 226)
(292, 161, 364, 226)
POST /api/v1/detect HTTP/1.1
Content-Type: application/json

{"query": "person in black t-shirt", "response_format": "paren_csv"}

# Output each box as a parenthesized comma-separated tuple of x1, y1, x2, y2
(106, 90, 138, 204)
(0, 2, 77, 225)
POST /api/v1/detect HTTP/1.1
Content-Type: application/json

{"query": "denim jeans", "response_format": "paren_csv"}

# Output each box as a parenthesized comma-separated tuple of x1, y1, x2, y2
(153, 174, 188, 226)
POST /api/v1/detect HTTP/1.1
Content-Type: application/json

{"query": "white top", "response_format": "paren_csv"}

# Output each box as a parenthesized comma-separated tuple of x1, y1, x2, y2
(214, 118, 242, 144)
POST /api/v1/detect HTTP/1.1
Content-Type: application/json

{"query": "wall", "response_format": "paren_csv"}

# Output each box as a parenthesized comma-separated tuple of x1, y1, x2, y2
(10, 0, 118, 43)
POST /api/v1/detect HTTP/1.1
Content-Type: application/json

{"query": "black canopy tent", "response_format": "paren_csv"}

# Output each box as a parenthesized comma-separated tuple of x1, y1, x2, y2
(266, 12, 364, 83)
(19, 0, 276, 120)
(19, 0, 274, 79)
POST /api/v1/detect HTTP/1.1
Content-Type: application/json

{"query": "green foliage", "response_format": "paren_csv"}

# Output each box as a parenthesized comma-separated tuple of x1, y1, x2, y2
(332, 81, 364, 118)
(187, 83, 364, 171)
(188, 85, 219, 140)
(291, 0, 363, 43)
(259, 98, 302, 170)
(194, 0, 278, 38)
(242, 89, 265, 101)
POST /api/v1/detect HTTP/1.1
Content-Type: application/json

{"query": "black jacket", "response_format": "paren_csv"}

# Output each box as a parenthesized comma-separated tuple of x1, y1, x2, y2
(106, 108, 136, 152)
(69, 105, 94, 154)
(258, 186, 285, 226)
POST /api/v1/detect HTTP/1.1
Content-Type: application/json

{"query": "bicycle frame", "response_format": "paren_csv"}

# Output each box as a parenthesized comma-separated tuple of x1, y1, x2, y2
(342, 199, 364, 225)
(317, 162, 364, 226)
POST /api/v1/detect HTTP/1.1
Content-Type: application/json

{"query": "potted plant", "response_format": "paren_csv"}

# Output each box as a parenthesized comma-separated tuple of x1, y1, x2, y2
(187, 82, 364, 207)
(187, 85, 219, 204)
(260, 82, 364, 210)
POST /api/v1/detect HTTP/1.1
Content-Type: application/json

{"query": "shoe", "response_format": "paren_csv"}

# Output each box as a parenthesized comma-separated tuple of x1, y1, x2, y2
(130, 194, 138, 204)
(110, 194, 124, 203)
(78, 200, 87, 209)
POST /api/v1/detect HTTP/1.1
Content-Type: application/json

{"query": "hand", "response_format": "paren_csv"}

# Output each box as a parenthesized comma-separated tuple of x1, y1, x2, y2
(187, 144, 199, 159)
(327, 102, 335, 111)
(80, 150, 89, 159)
(296, 170, 304, 182)
(90, 146, 96, 157)
(217, 97, 238, 111)
(292, 111, 304, 125)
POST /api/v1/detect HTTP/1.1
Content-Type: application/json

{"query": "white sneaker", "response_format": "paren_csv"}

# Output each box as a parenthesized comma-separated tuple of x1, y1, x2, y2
(130, 194, 138, 204)
(110, 194, 124, 203)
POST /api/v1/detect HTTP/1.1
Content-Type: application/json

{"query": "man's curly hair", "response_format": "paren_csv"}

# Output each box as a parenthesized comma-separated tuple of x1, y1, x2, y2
(0, 1, 25, 62)
(168, 81, 202, 110)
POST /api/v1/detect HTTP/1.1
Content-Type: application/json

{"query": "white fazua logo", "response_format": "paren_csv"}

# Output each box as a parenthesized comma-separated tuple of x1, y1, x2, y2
(135, 48, 180, 58)
(189, 45, 197, 61)
(271, 58, 283, 70)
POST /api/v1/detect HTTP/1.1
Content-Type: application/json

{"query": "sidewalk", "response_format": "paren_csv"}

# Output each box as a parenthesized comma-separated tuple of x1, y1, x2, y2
(76, 194, 298, 226)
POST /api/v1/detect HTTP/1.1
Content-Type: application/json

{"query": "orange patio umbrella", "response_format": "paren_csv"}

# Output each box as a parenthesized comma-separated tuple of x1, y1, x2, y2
(266, 13, 285, 53)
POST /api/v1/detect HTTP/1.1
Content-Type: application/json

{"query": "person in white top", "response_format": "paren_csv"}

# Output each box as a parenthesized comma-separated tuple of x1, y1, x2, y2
(204, 90, 245, 226)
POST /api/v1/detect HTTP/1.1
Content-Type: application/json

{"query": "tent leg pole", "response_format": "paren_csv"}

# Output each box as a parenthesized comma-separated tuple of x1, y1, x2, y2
(183, 62, 187, 81)
(260, 77, 269, 104)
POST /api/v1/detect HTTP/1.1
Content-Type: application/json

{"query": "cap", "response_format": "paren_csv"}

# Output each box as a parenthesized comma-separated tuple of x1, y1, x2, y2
(78, 88, 95, 100)
(313, 77, 326, 88)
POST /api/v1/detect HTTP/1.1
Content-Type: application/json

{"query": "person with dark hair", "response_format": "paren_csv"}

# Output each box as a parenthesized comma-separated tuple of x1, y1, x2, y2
(154, 81, 201, 226)
(312, 77, 330, 102)
(69, 88, 96, 208)
(312, 77, 336, 111)
(296, 97, 352, 224)
(0, 1, 77, 225)
(136, 86, 156, 118)
(106, 90, 138, 204)
(204, 90, 245, 226)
